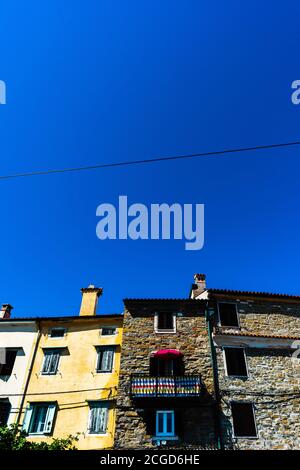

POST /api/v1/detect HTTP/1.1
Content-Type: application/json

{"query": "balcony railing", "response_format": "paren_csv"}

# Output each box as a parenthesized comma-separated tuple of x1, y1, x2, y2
(131, 374, 202, 398)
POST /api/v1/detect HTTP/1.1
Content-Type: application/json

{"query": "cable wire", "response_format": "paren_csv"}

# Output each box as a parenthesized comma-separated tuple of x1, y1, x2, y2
(0, 140, 300, 180)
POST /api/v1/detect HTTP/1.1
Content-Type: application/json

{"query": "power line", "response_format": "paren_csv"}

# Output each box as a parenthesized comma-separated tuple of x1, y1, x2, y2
(1, 140, 300, 181)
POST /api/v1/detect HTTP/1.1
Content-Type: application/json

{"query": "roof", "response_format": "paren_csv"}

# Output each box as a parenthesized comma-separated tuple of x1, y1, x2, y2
(208, 288, 300, 301)
(214, 329, 300, 340)
(123, 298, 206, 315)
(0, 314, 123, 322)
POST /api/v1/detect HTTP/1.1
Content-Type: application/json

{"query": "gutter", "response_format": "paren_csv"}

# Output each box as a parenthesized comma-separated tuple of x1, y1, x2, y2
(205, 305, 223, 450)
(16, 320, 42, 426)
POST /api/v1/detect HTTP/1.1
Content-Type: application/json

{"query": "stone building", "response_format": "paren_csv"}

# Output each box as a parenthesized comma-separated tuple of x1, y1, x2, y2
(114, 296, 219, 449)
(192, 275, 300, 450)
(115, 274, 300, 450)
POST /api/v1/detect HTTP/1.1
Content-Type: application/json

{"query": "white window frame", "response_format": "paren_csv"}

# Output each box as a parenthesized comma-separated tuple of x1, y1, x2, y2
(231, 401, 258, 439)
(95, 346, 115, 373)
(41, 349, 61, 375)
(100, 326, 118, 336)
(48, 327, 67, 339)
(154, 312, 176, 334)
(217, 302, 240, 328)
(156, 410, 175, 437)
(223, 346, 249, 379)
(87, 402, 109, 435)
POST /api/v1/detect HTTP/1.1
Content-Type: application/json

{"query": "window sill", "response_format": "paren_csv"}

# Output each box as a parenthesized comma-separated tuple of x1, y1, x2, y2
(234, 435, 258, 440)
(226, 375, 248, 380)
(87, 432, 109, 437)
(155, 330, 176, 334)
(153, 436, 178, 441)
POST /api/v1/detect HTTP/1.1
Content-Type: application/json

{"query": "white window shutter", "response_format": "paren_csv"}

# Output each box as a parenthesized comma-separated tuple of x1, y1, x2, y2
(154, 312, 158, 332)
(51, 352, 60, 373)
(99, 407, 108, 433)
(103, 348, 114, 371)
(42, 353, 51, 374)
(44, 404, 56, 434)
(22, 405, 33, 433)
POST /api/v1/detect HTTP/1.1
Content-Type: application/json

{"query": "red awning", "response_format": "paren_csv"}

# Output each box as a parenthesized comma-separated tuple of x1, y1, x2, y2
(152, 349, 183, 358)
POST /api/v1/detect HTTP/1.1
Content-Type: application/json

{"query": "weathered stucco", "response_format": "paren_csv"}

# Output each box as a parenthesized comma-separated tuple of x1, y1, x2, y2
(21, 317, 123, 450)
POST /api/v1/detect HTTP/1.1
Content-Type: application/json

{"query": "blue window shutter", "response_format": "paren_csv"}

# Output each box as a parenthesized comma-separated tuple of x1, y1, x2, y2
(22, 405, 33, 433)
(44, 404, 56, 434)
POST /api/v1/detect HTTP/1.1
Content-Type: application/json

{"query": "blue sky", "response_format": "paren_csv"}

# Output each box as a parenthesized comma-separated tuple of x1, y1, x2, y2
(0, 1, 300, 317)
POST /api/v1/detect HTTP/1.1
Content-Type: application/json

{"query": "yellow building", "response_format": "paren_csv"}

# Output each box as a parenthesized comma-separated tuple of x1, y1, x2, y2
(19, 285, 123, 450)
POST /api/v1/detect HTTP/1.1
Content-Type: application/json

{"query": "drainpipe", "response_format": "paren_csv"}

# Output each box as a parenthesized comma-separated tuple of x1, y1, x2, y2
(16, 320, 41, 426)
(205, 305, 223, 450)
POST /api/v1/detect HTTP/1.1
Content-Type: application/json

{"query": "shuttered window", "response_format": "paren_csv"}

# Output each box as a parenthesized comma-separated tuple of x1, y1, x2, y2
(41, 350, 60, 375)
(96, 346, 115, 372)
(23, 403, 57, 435)
(101, 327, 116, 336)
(88, 403, 109, 434)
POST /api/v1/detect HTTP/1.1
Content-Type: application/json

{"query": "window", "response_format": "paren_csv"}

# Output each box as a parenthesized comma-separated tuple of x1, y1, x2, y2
(0, 350, 17, 377)
(218, 303, 239, 327)
(231, 402, 257, 438)
(41, 349, 61, 375)
(155, 312, 176, 333)
(88, 402, 109, 434)
(101, 327, 117, 336)
(96, 346, 115, 372)
(150, 357, 184, 376)
(156, 410, 175, 437)
(49, 328, 66, 338)
(224, 348, 248, 377)
(0, 400, 11, 425)
(22, 403, 57, 435)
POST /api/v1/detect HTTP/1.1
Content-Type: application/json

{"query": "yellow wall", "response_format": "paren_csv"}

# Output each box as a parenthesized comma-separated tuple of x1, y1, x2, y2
(21, 317, 123, 449)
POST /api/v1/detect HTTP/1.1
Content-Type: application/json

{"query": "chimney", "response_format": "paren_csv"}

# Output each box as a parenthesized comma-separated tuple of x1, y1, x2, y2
(0, 304, 13, 319)
(190, 274, 207, 299)
(79, 285, 103, 316)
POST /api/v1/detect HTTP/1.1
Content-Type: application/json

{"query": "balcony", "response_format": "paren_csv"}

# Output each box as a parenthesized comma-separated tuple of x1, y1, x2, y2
(131, 374, 202, 398)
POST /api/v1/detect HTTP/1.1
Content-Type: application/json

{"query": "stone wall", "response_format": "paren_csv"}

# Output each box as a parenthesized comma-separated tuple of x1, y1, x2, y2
(211, 296, 300, 450)
(115, 309, 217, 449)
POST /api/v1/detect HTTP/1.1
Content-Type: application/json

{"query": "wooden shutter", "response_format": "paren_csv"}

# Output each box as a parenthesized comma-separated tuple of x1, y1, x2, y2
(44, 404, 57, 434)
(102, 347, 114, 372)
(22, 405, 33, 433)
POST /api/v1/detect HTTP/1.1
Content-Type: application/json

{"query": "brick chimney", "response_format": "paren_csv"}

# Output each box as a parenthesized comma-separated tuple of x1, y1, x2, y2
(79, 285, 103, 316)
(190, 274, 207, 299)
(0, 304, 13, 319)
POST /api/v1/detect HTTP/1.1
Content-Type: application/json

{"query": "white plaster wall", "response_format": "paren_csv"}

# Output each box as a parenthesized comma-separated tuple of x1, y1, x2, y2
(0, 322, 38, 425)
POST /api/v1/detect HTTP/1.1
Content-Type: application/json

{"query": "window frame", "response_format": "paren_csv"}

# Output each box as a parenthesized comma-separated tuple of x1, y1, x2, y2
(0, 400, 11, 426)
(100, 327, 117, 336)
(25, 402, 57, 436)
(223, 346, 249, 379)
(155, 410, 176, 438)
(217, 302, 240, 328)
(48, 327, 66, 339)
(95, 346, 115, 373)
(154, 312, 177, 334)
(0, 349, 17, 377)
(41, 349, 61, 375)
(231, 401, 258, 439)
(87, 401, 109, 435)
